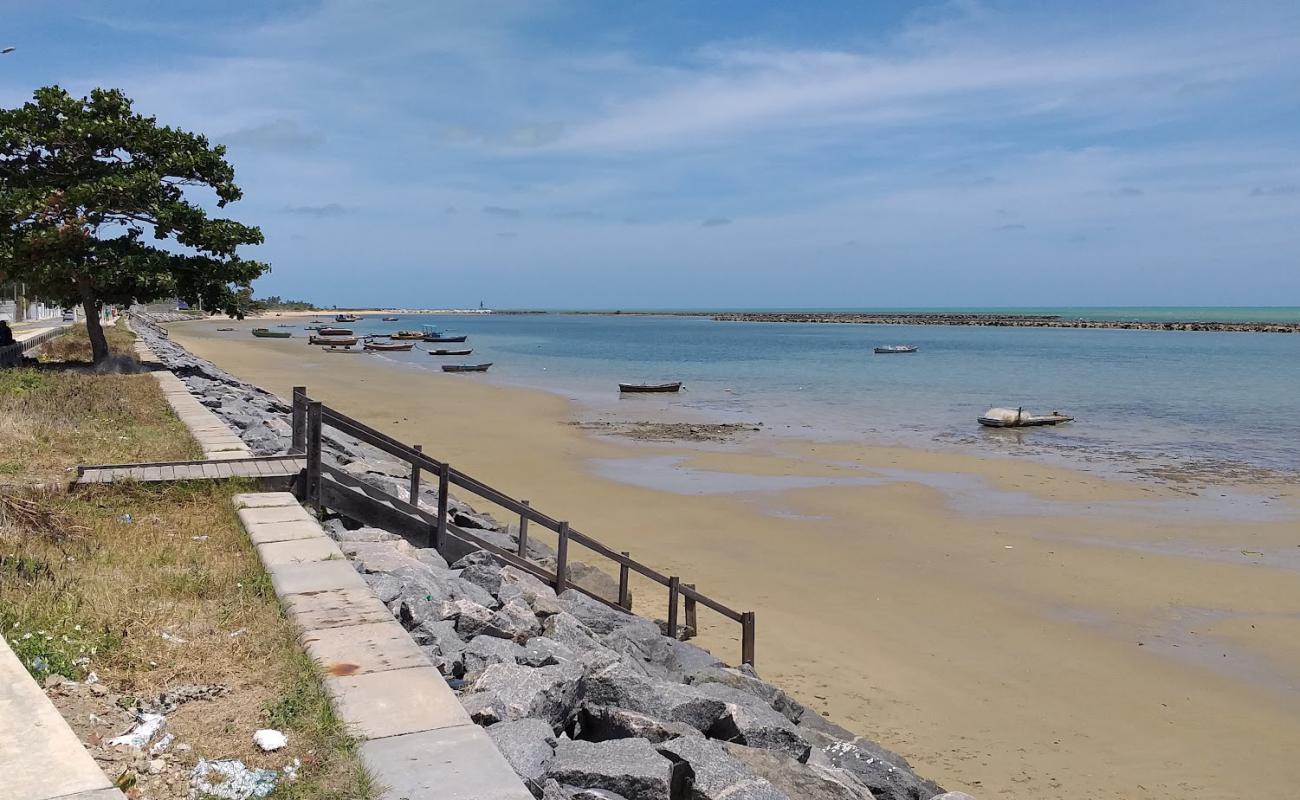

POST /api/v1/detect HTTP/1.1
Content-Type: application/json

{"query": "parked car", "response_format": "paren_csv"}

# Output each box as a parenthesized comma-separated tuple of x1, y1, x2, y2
(61, 308, 76, 321)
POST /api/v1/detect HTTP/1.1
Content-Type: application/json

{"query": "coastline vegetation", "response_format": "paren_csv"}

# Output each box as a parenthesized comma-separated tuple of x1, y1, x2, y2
(0, 325, 373, 798)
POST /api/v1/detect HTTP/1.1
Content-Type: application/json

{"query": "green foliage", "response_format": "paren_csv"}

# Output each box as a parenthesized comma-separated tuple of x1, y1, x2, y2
(0, 86, 269, 318)
(0, 609, 118, 680)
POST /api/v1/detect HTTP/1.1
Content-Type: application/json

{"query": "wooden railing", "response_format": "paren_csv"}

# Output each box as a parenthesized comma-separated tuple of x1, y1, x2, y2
(290, 386, 755, 666)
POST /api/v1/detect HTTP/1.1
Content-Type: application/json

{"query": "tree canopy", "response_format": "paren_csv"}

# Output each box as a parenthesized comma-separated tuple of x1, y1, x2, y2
(0, 86, 268, 360)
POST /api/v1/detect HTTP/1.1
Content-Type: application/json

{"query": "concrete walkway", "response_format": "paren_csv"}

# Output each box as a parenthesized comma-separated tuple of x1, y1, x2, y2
(234, 492, 532, 800)
(0, 637, 124, 800)
(132, 336, 253, 461)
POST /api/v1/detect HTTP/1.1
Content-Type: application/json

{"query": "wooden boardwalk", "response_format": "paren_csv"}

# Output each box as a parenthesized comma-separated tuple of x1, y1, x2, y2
(77, 455, 304, 486)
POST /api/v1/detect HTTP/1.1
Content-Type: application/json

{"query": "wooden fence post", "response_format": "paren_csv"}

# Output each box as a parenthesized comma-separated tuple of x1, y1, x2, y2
(741, 611, 756, 667)
(618, 551, 631, 610)
(435, 462, 449, 552)
(555, 521, 570, 593)
(517, 500, 530, 558)
(667, 577, 680, 640)
(290, 386, 306, 453)
(304, 400, 323, 513)
(684, 583, 697, 640)
(409, 444, 422, 503)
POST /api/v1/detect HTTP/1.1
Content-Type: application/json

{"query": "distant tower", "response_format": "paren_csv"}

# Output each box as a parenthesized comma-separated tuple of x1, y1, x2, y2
(479, 300, 484, 309)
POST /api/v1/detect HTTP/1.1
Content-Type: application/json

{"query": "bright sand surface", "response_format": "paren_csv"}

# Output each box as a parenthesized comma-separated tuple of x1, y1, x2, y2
(170, 319, 1300, 800)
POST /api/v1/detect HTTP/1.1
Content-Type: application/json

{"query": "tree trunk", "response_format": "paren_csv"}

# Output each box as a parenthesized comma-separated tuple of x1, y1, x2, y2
(76, 277, 109, 363)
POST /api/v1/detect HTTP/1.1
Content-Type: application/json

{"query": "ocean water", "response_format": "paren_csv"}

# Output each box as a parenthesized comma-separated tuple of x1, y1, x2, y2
(328, 311, 1300, 477)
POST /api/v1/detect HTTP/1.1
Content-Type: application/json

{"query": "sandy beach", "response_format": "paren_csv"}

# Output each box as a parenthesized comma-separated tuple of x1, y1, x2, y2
(170, 318, 1300, 800)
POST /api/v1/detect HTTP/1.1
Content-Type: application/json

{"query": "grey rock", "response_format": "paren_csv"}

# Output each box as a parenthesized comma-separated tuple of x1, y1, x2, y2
(463, 635, 524, 675)
(575, 705, 702, 745)
(689, 666, 802, 724)
(460, 562, 504, 596)
(364, 573, 406, 604)
(694, 684, 810, 761)
(546, 738, 676, 800)
(603, 626, 723, 683)
(502, 567, 563, 616)
(493, 598, 543, 642)
(413, 619, 466, 675)
(452, 550, 502, 570)
(579, 662, 728, 733)
(462, 662, 582, 728)
(796, 715, 942, 800)
(486, 717, 557, 784)
(542, 612, 605, 653)
(725, 743, 875, 800)
(439, 598, 507, 638)
(414, 547, 450, 570)
(560, 591, 654, 637)
(519, 637, 578, 668)
(658, 736, 788, 800)
(342, 457, 410, 479)
(332, 526, 402, 543)
(453, 508, 500, 530)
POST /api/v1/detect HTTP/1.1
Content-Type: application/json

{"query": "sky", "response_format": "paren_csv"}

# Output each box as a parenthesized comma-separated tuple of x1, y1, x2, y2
(2, 0, 1299, 309)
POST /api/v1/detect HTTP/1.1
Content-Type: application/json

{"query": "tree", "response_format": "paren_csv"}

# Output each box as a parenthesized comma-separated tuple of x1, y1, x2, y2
(0, 86, 268, 361)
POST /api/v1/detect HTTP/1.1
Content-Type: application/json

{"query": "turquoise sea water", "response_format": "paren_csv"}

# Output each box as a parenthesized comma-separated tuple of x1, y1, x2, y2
(328, 310, 1300, 477)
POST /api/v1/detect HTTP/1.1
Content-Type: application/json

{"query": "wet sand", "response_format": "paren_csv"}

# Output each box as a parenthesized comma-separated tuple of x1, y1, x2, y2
(171, 319, 1300, 800)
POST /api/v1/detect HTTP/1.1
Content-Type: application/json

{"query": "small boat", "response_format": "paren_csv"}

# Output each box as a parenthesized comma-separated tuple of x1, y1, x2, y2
(252, 328, 291, 338)
(317, 327, 353, 336)
(310, 335, 358, 346)
(424, 334, 468, 343)
(390, 330, 425, 340)
(364, 341, 414, 352)
(217, 327, 234, 331)
(978, 407, 1074, 428)
(442, 363, 492, 373)
(381, 316, 400, 321)
(323, 345, 362, 353)
(874, 345, 917, 354)
(619, 382, 683, 393)
(335, 313, 361, 323)
(428, 348, 473, 356)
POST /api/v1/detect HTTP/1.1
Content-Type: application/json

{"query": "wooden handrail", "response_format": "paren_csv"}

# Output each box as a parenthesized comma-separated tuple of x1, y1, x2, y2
(293, 388, 756, 665)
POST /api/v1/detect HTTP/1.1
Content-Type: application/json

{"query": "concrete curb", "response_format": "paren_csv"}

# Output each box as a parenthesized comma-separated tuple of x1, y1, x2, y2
(131, 333, 253, 461)
(233, 492, 533, 800)
(0, 636, 125, 800)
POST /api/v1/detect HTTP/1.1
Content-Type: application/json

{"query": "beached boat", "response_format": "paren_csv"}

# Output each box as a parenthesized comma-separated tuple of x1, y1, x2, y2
(310, 335, 358, 346)
(335, 314, 361, 323)
(423, 334, 468, 343)
(428, 348, 473, 356)
(442, 363, 492, 373)
(316, 327, 353, 336)
(364, 341, 414, 352)
(619, 382, 683, 393)
(381, 316, 400, 321)
(323, 345, 361, 353)
(276, 324, 294, 328)
(978, 407, 1074, 428)
(874, 345, 918, 354)
(217, 327, 234, 331)
(390, 330, 425, 340)
(252, 328, 291, 338)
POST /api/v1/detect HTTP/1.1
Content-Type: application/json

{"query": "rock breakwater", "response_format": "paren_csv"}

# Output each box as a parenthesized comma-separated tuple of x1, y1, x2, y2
(132, 314, 959, 800)
(704, 312, 1300, 333)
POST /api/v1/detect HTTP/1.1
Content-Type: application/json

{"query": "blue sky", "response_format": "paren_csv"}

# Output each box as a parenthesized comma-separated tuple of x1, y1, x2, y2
(2, 0, 1298, 308)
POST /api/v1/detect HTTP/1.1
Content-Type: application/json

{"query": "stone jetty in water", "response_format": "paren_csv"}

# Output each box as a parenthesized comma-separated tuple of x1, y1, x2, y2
(131, 313, 967, 800)
(700, 312, 1300, 333)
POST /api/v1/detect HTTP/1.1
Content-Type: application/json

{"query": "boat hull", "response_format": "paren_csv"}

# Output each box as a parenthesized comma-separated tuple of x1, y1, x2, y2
(251, 330, 291, 338)
(423, 335, 468, 343)
(442, 363, 492, 372)
(428, 349, 473, 356)
(310, 336, 358, 346)
(364, 343, 414, 352)
(619, 382, 683, 393)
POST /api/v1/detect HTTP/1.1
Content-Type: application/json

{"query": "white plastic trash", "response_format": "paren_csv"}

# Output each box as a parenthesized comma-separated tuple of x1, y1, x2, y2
(253, 729, 287, 751)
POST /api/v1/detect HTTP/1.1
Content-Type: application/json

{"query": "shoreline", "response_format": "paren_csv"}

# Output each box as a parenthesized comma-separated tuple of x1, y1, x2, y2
(165, 317, 1300, 800)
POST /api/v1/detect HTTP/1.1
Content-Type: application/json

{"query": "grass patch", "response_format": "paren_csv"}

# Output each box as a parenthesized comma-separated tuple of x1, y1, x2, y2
(36, 321, 137, 363)
(1, 326, 372, 797)
(0, 327, 199, 484)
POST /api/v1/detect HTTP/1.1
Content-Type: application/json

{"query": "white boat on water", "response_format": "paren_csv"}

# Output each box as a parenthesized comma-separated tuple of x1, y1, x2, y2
(978, 407, 1074, 428)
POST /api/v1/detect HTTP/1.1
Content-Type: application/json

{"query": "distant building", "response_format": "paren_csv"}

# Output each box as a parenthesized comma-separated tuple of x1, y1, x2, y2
(0, 281, 62, 323)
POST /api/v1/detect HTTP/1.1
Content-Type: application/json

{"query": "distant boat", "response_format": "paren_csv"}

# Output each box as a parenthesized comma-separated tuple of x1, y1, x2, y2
(275, 324, 295, 328)
(217, 327, 234, 331)
(310, 335, 358, 346)
(390, 330, 425, 340)
(323, 345, 362, 353)
(424, 334, 468, 343)
(442, 363, 492, 373)
(364, 341, 414, 352)
(428, 348, 473, 356)
(381, 316, 400, 321)
(619, 382, 683, 393)
(874, 345, 917, 354)
(335, 313, 361, 322)
(978, 407, 1074, 428)
(252, 328, 291, 338)
(317, 327, 353, 336)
